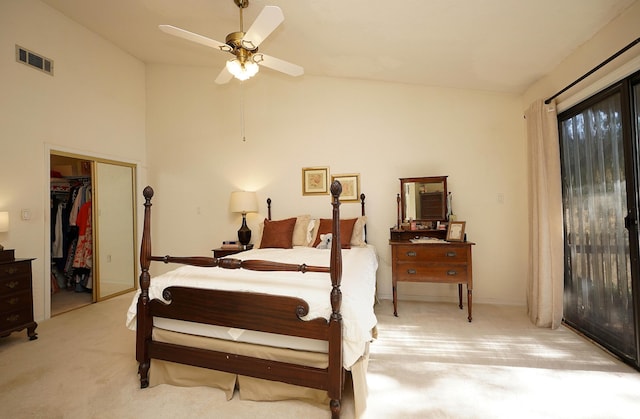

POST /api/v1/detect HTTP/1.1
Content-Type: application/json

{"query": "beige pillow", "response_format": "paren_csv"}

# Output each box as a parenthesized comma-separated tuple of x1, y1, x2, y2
(292, 215, 312, 247)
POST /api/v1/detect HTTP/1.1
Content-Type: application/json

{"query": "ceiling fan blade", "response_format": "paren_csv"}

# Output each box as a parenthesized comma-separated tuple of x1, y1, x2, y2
(215, 67, 233, 85)
(257, 53, 304, 77)
(159, 25, 227, 50)
(242, 6, 284, 49)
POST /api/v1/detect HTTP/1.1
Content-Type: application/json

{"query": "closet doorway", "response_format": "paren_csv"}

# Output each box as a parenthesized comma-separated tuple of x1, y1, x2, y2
(50, 152, 137, 316)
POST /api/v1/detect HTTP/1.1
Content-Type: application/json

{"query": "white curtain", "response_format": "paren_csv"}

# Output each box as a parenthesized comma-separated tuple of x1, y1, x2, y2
(525, 99, 564, 329)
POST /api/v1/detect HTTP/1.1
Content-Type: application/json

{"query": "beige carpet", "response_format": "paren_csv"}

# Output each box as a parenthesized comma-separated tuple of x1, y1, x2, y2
(1, 292, 639, 418)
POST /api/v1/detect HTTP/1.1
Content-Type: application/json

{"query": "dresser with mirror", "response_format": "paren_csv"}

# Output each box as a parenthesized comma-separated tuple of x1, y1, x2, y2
(389, 176, 475, 321)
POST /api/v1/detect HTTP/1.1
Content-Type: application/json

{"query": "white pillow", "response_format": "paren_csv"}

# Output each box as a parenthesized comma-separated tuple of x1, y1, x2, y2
(351, 216, 367, 247)
(306, 219, 316, 245)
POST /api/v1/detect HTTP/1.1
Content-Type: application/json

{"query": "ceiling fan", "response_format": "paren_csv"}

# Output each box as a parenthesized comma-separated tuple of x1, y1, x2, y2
(159, 0, 303, 84)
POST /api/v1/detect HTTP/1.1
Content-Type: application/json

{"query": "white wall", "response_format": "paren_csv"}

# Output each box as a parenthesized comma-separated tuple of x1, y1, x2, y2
(523, 1, 640, 106)
(146, 66, 529, 306)
(0, 0, 146, 320)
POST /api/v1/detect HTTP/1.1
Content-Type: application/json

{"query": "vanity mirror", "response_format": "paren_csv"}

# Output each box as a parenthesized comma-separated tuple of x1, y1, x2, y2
(397, 176, 448, 227)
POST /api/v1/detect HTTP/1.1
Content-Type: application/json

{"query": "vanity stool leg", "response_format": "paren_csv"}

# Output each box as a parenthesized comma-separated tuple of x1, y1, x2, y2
(458, 284, 463, 309)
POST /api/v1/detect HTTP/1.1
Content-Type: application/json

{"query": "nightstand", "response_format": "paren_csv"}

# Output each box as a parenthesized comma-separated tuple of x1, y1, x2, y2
(212, 244, 253, 258)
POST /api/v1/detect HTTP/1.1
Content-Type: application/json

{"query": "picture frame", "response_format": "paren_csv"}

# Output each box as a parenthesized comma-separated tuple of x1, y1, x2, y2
(302, 167, 329, 195)
(331, 173, 360, 202)
(446, 221, 466, 242)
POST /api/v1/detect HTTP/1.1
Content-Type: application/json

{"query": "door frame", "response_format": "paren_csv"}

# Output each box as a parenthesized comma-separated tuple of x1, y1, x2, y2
(44, 144, 139, 319)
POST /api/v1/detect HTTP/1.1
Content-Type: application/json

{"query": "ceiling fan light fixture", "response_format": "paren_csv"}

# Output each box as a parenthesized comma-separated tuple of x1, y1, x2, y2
(226, 58, 259, 81)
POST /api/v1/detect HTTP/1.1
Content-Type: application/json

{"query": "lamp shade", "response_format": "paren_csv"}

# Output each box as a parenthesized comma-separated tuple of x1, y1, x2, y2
(0, 212, 8, 233)
(229, 191, 258, 214)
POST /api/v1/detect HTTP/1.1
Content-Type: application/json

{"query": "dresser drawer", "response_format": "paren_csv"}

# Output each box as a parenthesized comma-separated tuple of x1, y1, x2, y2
(0, 260, 32, 279)
(0, 307, 33, 330)
(0, 274, 31, 295)
(394, 244, 469, 263)
(396, 263, 468, 283)
(0, 290, 32, 312)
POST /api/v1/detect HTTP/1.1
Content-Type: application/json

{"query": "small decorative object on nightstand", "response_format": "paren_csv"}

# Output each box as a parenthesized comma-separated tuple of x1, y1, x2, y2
(213, 244, 254, 258)
(0, 250, 38, 340)
(229, 191, 258, 247)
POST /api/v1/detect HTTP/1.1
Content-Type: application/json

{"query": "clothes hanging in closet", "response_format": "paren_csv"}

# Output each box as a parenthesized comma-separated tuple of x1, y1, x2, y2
(72, 201, 92, 270)
(50, 178, 93, 291)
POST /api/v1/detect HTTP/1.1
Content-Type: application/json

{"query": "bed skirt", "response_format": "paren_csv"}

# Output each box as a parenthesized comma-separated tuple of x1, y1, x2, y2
(149, 328, 370, 417)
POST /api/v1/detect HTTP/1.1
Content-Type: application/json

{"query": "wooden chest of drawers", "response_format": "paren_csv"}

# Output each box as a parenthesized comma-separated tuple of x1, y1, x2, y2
(0, 258, 38, 340)
(390, 240, 474, 321)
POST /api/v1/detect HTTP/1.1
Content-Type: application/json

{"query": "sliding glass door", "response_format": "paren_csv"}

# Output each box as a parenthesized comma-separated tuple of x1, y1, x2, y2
(559, 72, 640, 367)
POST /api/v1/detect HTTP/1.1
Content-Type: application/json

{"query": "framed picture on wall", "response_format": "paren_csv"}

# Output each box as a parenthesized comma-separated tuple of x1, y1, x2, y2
(446, 221, 466, 242)
(302, 167, 329, 195)
(331, 173, 360, 202)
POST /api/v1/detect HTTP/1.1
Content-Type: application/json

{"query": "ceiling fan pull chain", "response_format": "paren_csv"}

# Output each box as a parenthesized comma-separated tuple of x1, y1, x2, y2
(240, 82, 246, 142)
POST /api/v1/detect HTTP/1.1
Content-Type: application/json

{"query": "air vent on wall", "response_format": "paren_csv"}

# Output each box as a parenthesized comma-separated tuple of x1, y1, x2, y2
(15, 45, 53, 76)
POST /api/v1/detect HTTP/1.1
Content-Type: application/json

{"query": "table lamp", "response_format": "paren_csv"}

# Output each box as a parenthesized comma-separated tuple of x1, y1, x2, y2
(0, 211, 9, 251)
(229, 191, 258, 247)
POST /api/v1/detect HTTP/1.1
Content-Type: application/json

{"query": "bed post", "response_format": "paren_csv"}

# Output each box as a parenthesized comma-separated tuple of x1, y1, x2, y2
(328, 180, 343, 418)
(360, 193, 367, 243)
(267, 198, 272, 221)
(136, 186, 154, 388)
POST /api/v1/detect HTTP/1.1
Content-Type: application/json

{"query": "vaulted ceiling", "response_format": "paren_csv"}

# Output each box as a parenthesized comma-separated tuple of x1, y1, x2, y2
(41, 0, 637, 93)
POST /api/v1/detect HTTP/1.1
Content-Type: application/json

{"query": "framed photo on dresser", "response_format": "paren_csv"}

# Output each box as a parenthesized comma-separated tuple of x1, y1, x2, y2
(446, 221, 466, 242)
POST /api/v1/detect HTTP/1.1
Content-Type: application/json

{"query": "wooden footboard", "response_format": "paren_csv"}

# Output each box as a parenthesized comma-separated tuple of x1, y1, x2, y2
(136, 181, 346, 418)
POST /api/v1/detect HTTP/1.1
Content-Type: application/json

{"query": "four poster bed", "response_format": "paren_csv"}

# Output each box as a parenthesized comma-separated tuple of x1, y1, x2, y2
(126, 181, 377, 418)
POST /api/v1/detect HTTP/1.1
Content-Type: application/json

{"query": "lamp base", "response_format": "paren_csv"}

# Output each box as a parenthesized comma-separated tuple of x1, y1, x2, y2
(237, 215, 251, 247)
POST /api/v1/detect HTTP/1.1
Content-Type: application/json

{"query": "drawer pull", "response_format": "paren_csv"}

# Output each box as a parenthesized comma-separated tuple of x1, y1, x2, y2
(447, 270, 458, 276)
(5, 267, 19, 275)
(8, 297, 19, 305)
(6, 314, 20, 323)
(407, 269, 417, 275)
(406, 251, 417, 257)
(5, 281, 19, 289)
(446, 251, 457, 257)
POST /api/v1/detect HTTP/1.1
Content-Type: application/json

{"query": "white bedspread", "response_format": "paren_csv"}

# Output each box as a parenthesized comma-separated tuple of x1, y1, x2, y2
(126, 245, 378, 368)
